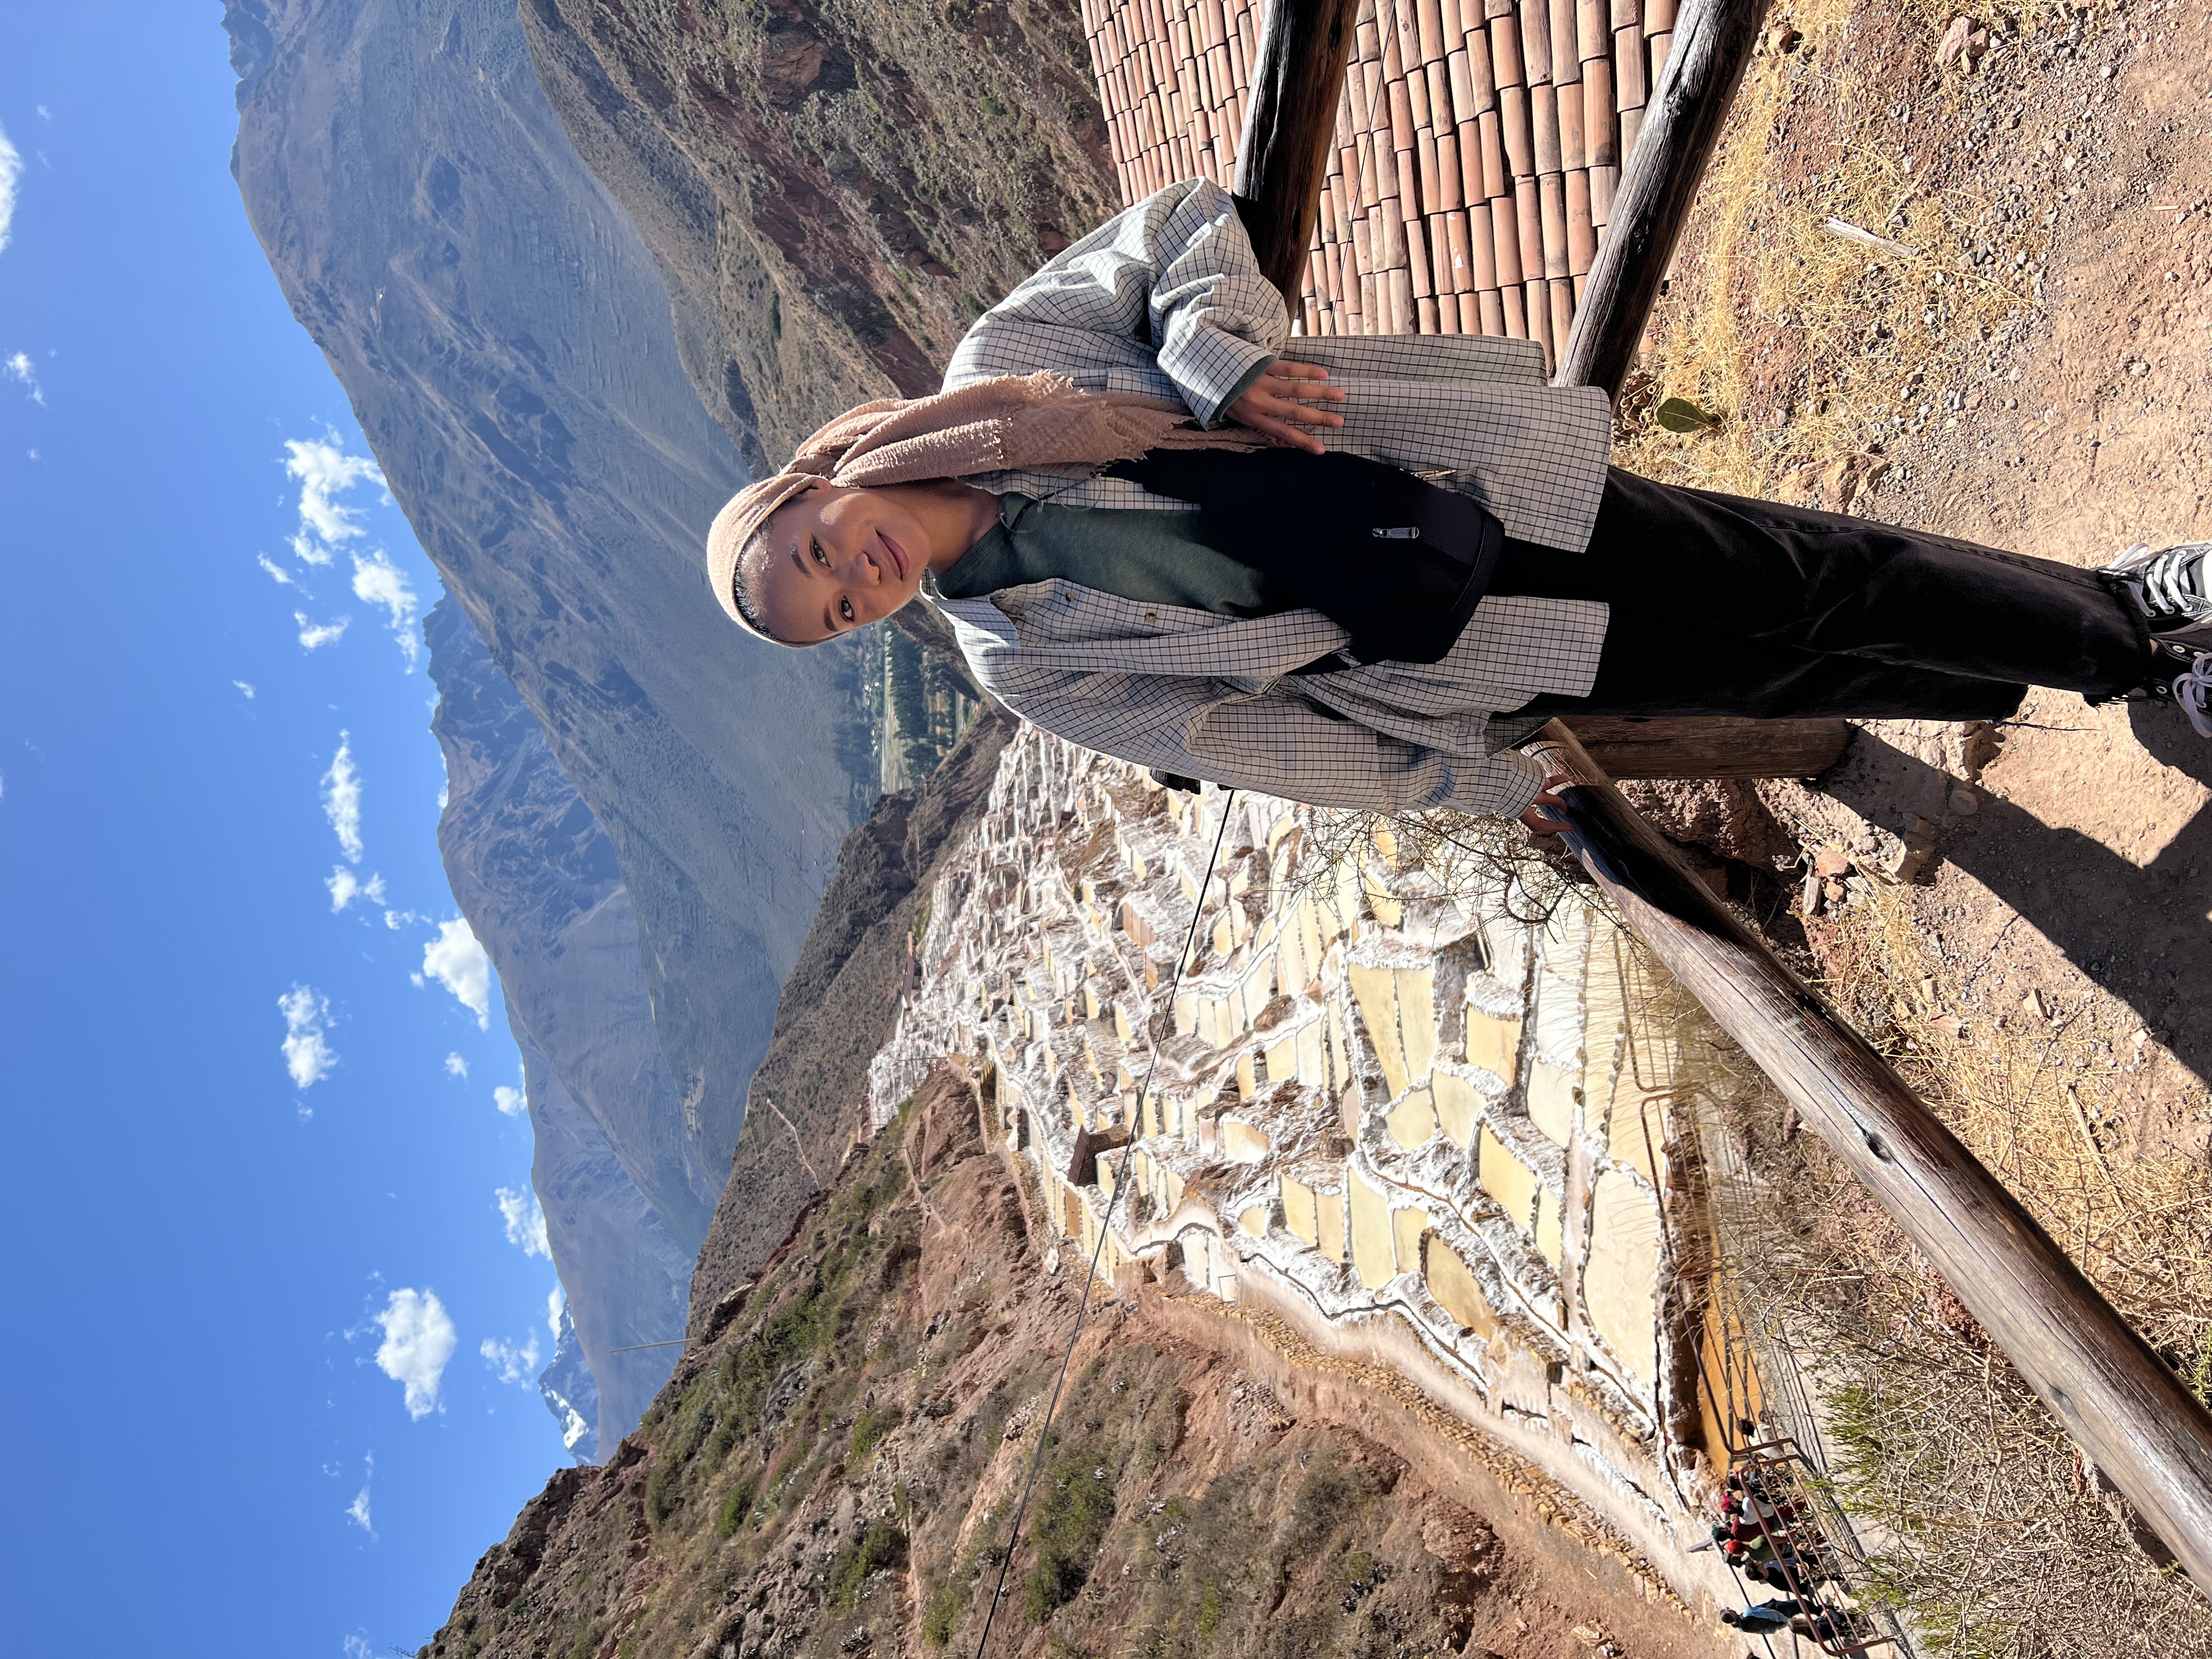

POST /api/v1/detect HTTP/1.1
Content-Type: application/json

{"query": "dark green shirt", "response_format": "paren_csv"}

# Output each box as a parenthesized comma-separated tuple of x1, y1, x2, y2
(935, 492, 1295, 618)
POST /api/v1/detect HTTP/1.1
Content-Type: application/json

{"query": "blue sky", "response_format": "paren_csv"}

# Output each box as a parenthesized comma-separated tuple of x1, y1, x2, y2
(2, 9, 580, 1656)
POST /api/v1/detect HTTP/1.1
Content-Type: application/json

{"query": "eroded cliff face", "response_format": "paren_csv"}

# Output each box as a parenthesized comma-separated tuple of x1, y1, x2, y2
(226, 0, 870, 1445)
(424, 1067, 1718, 1659)
(517, 0, 1120, 464)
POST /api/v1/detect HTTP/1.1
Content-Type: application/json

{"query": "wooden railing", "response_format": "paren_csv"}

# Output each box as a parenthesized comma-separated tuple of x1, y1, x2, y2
(1227, 0, 2212, 1587)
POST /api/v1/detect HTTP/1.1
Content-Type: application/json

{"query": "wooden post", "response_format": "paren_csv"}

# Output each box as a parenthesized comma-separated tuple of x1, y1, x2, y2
(1563, 715, 1846, 779)
(1551, 0, 1767, 397)
(1231, 0, 1360, 297)
(1524, 718, 2212, 1585)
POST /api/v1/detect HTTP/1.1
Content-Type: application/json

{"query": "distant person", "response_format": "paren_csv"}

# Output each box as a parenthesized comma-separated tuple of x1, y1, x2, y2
(706, 179, 2211, 828)
(1720, 1600, 1801, 1635)
(1791, 1604, 1871, 1645)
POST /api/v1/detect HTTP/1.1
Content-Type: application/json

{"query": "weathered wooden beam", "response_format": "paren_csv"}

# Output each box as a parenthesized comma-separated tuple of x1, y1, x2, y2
(1524, 718, 2212, 1588)
(1563, 715, 1847, 779)
(1553, 0, 1768, 397)
(1230, 0, 1359, 297)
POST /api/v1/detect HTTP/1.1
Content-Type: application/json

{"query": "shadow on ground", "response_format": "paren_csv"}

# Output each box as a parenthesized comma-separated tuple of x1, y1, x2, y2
(1823, 710, 2208, 1092)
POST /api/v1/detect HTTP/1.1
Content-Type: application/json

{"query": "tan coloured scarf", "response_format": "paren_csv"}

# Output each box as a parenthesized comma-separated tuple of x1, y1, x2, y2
(707, 372, 1271, 639)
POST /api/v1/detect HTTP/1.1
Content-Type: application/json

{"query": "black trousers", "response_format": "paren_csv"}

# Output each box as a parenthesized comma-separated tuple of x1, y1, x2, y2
(1498, 468, 2153, 721)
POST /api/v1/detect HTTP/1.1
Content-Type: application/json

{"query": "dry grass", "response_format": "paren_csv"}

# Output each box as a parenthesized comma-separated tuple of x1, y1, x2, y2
(1613, 0, 2066, 499)
(1702, 879, 2212, 1658)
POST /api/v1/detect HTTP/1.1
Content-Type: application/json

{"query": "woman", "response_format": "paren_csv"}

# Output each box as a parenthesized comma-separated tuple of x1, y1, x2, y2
(707, 179, 2210, 831)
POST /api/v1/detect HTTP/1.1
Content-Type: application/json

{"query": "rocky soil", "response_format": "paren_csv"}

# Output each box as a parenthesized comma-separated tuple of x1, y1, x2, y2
(424, 1064, 1728, 1659)
(1619, 0, 2212, 1159)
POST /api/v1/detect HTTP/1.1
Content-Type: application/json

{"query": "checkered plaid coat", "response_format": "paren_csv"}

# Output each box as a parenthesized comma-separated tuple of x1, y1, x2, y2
(926, 178, 1615, 817)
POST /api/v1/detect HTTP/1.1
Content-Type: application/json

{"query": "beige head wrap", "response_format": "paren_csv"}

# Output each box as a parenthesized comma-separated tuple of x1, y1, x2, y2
(707, 372, 1272, 642)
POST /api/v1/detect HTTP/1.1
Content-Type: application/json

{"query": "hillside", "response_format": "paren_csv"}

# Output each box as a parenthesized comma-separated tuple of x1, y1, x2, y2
(421, 1064, 1717, 1659)
(518, 0, 1119, 464)
(687, 707, 1017, 1332)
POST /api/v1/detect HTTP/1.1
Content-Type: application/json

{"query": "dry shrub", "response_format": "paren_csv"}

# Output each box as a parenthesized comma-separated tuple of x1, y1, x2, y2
(1707, 881, 2212, 1657)
(1289, 806, 1590, 928)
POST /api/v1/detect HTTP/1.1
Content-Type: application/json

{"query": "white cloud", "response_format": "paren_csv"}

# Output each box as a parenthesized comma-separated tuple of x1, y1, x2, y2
(495, 1186, 550, 1259)
(350, 550, 421, 669)
(0, 125, 20, 254)
(234, 680, 256, 700)
(326, 867, 387, 913)
(444, 1052, 469, 1079)
(295, 611, 349, 651)
(493, 1083, 524, 1119)
(345, 1488, 373, 1536)
(371, 1288, 456, 1419)
(4, 351, 42, 404)
(256, 553, 297, 587)
(422, 917, 492, 1028)
(321, 735, 363, 864)
(480, 1334, 542, 1386)
(279, 985, 336, 1089)
(283, 433, 383, 562)
(548, 1284, 566, 1340)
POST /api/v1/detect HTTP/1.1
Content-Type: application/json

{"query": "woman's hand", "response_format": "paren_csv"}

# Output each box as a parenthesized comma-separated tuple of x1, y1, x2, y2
(1226, 360, 1346, 454)
(1519, 768, 1577, 837)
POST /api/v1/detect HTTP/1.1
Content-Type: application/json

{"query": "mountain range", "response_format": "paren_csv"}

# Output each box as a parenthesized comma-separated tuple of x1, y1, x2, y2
(225, 0, 872, 1448)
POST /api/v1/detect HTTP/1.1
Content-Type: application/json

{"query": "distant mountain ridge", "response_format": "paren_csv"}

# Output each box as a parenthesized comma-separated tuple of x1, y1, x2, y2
(517, 0, 1118, 465)
(225, 0, 871, 1448)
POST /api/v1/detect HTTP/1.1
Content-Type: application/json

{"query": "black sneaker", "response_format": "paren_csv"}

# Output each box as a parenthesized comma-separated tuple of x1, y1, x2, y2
(2179, 652, 2212, 738)
(2105, 541, 2212, 647)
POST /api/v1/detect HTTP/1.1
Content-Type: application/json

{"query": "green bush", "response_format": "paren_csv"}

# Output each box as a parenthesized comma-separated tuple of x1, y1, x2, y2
(713, 1475, 758, 1540)
(849, 1406, 896, 1465)
(1023, 1436, 1121, 1621)
(921, 1579, 967, 1647)
(828, 1518, 909, 1612)
(1194, 1582, 1223, 1645)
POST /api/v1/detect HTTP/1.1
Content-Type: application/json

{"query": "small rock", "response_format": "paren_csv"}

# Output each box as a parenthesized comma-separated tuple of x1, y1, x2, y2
(1931, 1014, 1967, 1040)
(2023, 987, 2049, 1020)
(1933, 14, 1987, 67)
(1949, 787, 1979, 815)
(1814, 847, 1852, 877)
(1571, 1628, 1606, 1649)
(1799, 872, 1824, 916)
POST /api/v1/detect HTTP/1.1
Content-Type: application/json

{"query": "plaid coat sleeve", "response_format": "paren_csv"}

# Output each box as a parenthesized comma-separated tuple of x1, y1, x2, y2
(944, 178, 1286, 426)
(933, 586, 1556, 818)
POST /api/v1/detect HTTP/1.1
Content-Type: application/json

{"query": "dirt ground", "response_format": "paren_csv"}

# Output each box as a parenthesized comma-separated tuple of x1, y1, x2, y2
(1628, 0, 2212, 1160)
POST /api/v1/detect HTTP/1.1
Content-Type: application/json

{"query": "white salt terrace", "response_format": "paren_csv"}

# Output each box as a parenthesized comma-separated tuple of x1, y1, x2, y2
(865, 727, 1728, 1595)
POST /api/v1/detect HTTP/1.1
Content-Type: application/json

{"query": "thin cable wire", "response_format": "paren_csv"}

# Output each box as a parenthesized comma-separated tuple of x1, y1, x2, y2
(970, 787, 1236, 1659)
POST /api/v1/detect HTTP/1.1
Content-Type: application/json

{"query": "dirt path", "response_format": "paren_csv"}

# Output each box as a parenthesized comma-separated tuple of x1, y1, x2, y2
(1845, 0, 2209, 1155)
(1633, 0, 2212, 1160)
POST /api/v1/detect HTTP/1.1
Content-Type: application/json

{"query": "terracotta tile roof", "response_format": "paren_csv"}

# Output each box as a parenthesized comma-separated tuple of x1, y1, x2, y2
(1079, 0, 1679, 364)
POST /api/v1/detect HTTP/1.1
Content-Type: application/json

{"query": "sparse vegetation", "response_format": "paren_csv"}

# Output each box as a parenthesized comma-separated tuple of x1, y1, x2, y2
(1692, 879, 2212, 1657)
(1021, 1428, 1124, 1620)
(1613, 0, 2069, 501)
(827, 1517, 908, 1612)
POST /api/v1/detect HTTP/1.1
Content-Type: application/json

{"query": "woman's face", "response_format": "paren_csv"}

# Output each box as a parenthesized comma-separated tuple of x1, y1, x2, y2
(748, 481, 931, 645)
